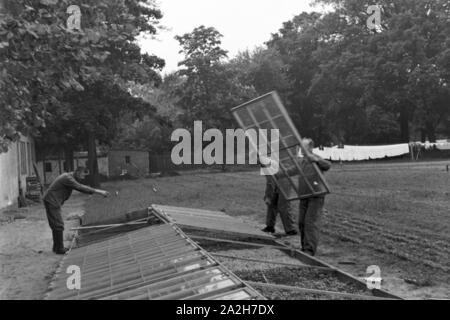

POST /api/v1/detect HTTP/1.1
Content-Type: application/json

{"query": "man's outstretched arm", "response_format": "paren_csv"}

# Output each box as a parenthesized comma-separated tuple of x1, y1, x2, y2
(64, 175, 110, 197)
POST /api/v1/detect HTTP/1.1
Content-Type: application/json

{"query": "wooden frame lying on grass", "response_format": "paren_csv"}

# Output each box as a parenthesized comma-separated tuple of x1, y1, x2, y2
(187, 233, 402, 300)
(246, 281, 398, 300)
(211, 253, 334, 272)
(231, 91, 331, 201)
(150, 204, 276, 241)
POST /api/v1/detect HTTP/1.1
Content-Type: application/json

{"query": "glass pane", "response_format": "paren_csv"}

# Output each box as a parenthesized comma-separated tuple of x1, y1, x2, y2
(234, 108, 253, 128)
(212, 290, 252, 300)
(232, 91, 330, 201)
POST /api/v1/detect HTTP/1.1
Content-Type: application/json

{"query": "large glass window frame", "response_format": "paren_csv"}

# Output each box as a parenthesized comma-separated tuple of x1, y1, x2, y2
(232, 91, 331, 201)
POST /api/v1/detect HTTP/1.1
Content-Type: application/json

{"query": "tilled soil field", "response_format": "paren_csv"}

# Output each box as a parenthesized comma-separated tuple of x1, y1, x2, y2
(322, 209, 450, 272)
(196, 240, 372, 300)
(252, 287, 340, 300)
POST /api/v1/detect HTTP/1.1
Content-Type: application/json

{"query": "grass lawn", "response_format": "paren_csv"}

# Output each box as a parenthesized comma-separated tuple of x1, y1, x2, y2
(83, 160, 450, 299)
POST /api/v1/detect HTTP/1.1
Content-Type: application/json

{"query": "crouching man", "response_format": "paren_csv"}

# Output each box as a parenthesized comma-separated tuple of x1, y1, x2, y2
(298, 139, 331, 256)
(43, 167, 110, 254)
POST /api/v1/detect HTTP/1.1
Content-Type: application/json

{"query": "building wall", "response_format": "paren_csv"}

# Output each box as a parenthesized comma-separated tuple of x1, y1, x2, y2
(74, 157, 109, 178)
(0, 135, 35, 209)
(34, 150, 149, 185)
(108, 150, 149, 178)
(36, 156, 109, 185)
(0, 142, 19, 209)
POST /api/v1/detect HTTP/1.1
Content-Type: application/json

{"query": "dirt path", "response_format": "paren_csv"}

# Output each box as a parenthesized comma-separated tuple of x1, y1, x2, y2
(0, 195, 86, 300)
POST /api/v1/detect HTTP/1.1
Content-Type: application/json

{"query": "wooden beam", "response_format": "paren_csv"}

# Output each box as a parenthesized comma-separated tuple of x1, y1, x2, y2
(190, 235, 401, 299)
(246, 281, 396, 300)
(212, 253, 334, 272)
(188, 235, 292, 251)
(180, 225, 275, 241)
(272, 240, 402, 299)
(70, 221, 149, 231)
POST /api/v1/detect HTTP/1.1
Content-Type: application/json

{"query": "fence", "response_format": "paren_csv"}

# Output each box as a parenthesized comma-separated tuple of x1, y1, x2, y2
(149, 154, 206, 173)
(148, 153, 259, 173)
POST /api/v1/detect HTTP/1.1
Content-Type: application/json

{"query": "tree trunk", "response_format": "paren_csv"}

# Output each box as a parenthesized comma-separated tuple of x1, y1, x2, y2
(221, 132, 226, 172)
(42, 154, 47, 185)
(420, 129, 426, 143)
(64, 145, 74, 172)
(58, 150, 62, 174)
(426, 125, 437, 143)
(399, 105, 410, 143)
(87, 132, 100, 188)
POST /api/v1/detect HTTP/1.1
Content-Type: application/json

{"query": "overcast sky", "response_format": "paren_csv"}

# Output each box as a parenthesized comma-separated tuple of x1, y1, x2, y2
(139, 0, 318, 74)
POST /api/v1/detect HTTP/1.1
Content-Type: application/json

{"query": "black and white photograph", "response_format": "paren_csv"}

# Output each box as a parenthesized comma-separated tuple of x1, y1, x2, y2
(0, 0, 449, 305)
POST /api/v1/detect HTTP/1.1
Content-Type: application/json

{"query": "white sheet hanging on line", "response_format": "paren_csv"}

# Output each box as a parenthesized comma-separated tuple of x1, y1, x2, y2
(312, 144, 410, 161)
(436, 142, 450, 151)
(409, 141, 450, 151)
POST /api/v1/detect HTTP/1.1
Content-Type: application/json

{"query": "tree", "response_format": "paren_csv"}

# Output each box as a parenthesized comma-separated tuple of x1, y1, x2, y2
(127, 74, 185, 127)
(0, 0, 89, 152)
(175, 26, 256, 130)
(263, 0, 450, 144)
(64, 82, 156, 186)
(175, 26, 228, 127)
(409, 64, 450, 141)
(312, 0, 450, 142)
(113, 74, 185, 153)
(0, 0, 165, 185)
(174, 26, 257, 168)
(229, 47, 289, 96)
(267, 12, 333, 144)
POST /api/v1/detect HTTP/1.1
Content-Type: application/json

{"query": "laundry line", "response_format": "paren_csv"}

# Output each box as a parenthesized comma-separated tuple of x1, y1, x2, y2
(410, 140, 450, 151)
(310, 144, 410, 162)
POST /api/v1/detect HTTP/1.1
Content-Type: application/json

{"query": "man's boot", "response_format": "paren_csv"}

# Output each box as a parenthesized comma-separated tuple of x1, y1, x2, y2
(52, 230, 57, 253)
(262, 226, 275, 233)
(53, 230, 68, 255)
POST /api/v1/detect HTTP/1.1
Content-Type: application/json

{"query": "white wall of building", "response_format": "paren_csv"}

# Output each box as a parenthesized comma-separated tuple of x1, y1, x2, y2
(0, 142, 19, 209)
(0, 135, 35, 209)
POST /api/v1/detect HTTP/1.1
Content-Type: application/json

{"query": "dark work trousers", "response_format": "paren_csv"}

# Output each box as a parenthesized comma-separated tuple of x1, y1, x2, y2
(299, 197, 325, 255)
(44, 201, 64, 231)
(266, 192, 297, 234)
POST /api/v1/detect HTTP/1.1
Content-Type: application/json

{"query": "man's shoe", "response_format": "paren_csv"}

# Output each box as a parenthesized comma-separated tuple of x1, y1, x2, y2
(262, 226, 275, 233)
(54, 247, 68, 255)
(303, 249, 315, 257)
(286, 230, 298, 236)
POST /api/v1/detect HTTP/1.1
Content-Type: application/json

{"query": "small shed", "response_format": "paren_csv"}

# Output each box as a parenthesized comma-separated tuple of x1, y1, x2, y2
(108, 149, 149, 178)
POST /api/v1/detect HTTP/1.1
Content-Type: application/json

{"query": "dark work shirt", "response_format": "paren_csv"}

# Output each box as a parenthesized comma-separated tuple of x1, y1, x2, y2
(300, 154, 331, 174)
(298, 154, 331, 198)
(275, 153, 331, 198)
(43, 172, 95, 208)
(277, 153, 331, 177)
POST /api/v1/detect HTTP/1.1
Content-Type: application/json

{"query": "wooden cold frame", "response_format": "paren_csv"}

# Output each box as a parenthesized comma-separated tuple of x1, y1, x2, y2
(231, 91, 331, 201)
